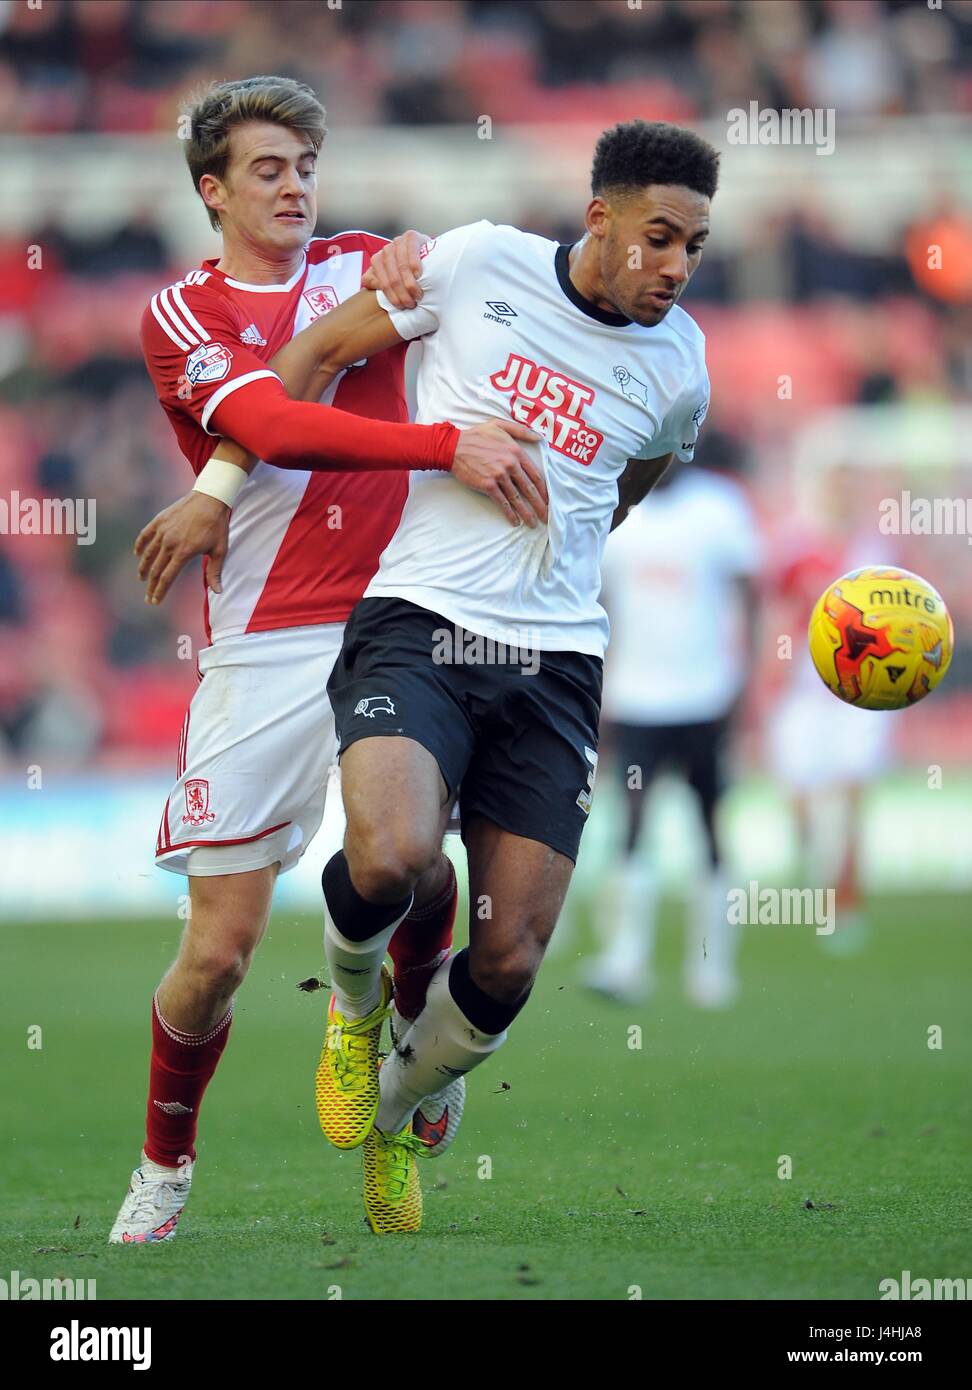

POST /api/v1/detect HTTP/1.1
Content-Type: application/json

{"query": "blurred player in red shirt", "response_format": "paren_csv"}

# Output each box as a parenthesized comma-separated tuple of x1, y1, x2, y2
(766, 492, 893, 958)
(110, 76, 543, 1244)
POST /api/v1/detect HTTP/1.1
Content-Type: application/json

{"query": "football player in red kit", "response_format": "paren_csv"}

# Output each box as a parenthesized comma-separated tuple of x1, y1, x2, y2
(110, 75, 544, 1243)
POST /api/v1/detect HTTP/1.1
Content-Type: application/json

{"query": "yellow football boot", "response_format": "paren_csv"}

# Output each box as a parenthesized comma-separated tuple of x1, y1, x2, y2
(315, 966, 392, 1150)
(362, 1122, 427, 1234)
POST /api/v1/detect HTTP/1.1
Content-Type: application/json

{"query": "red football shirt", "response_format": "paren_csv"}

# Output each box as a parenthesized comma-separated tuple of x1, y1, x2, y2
(141, 232, 411, 641)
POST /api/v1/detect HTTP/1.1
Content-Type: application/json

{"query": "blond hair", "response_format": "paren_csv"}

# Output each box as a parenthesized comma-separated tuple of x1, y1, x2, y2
(183, 75, 327, 231)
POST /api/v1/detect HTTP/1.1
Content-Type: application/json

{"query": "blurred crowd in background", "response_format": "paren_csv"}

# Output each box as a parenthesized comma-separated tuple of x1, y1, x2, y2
(4, 0, 972, 130)
(1, 0, 971, 772)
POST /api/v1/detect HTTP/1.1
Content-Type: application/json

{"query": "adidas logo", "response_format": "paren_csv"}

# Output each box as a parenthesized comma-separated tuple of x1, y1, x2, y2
(153, 1100, 193, 1115)
(240, 323, 267, 346)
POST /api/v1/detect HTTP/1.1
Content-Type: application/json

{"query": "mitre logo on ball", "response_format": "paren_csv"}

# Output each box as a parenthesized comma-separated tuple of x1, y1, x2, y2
(808, 566, 953, 710)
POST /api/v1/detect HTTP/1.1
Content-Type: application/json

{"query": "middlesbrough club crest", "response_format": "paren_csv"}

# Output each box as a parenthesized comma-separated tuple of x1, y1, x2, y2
(302, 285, 339, 318)
(182, 778, 215, 826)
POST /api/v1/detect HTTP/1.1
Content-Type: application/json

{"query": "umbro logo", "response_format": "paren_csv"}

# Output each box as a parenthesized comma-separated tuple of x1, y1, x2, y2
(240, 323, 267, 346)
(484, 300, 517, 325)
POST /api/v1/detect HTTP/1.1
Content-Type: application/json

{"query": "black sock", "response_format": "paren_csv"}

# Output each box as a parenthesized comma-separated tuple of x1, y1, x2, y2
(447, 947, 531, 1034)
(322, 851, 412, 943)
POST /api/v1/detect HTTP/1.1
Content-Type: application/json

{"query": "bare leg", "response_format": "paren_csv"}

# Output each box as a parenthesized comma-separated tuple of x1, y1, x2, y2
(158, 865, 278, 1032)
(834, 782, 861, 913)
(142, 863, 279, 1171)
(376, 817, 574, 1133)
(342, 736, 451, 902)
(464, 818, 574, 1003)
(323, 737, 452, 1017)
(586, 766, 658, 997)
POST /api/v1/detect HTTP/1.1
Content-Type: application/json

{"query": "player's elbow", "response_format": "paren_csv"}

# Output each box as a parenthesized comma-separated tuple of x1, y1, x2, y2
(256, 437, 305, 469)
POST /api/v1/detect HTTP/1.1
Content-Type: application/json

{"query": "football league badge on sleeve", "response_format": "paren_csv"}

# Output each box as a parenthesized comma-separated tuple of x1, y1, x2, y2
(185, 343, 233, 385)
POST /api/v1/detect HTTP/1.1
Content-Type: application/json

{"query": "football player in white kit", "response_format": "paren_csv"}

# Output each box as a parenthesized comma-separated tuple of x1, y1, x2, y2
(584, 458, 763, 1009)
(110, 76, 543, 1245)
(151, 119, 719, 1233)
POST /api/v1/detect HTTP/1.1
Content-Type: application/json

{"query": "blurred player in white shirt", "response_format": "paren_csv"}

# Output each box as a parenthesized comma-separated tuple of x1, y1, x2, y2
(585, 458, 763, 1007)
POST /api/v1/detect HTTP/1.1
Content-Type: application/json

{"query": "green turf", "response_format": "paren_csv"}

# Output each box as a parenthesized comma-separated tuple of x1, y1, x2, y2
(1, 895, 970, 1300)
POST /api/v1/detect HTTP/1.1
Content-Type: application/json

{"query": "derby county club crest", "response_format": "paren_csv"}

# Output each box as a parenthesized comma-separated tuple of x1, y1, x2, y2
(182, 778, 216, 826)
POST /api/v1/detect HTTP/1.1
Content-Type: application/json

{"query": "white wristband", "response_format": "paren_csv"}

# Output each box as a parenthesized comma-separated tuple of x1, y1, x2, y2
(193, 457, 249, 508)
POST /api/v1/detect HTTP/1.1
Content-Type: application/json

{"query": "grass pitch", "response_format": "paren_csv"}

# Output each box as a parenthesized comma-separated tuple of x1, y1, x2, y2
(2, 895, 970, 1300)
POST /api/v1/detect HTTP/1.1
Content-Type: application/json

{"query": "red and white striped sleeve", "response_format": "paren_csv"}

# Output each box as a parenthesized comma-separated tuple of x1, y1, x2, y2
(141, 274, 281, 435)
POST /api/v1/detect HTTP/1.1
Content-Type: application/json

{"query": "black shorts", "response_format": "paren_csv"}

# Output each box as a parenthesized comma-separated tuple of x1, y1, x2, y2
(327, 597, 603, 862)
(608, 717, 729, 812)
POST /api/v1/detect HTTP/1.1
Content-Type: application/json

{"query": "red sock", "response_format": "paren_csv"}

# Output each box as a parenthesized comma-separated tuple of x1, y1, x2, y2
(144, 993, 233, 1168)
(388, 859, 457, 1021)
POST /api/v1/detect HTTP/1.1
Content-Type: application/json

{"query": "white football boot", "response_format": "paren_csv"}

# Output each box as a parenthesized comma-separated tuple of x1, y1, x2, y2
(412, 1080, 465, 1156)
(389, 1004, 465, 1158)
(108, 1152, 193, 1244)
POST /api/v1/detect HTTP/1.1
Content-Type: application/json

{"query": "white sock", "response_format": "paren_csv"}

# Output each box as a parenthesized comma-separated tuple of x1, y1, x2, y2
(375, 957, 506, 1135)
(324, 896, 412, 1019)
(685, 865, 738, 997)
(594, 855, 658, 981)
(389, 1001, 411, 1049)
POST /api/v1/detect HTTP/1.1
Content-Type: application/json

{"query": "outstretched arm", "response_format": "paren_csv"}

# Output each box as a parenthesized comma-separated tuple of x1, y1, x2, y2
(137, 283, 546, 604)
(135, 303, 397, 601)
(197, 231, 430, 483)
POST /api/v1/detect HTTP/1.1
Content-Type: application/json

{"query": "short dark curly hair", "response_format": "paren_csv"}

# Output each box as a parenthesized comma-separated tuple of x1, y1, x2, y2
(591, 120, 719, 202)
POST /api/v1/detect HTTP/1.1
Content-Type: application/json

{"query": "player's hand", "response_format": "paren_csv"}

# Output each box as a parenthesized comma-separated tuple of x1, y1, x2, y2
(451, 420, 548, 527)
(134, 492, 230, 605)
(360, 230, 429, 309)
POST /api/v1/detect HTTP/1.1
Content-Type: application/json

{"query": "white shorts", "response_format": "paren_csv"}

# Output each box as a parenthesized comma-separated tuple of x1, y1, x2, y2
(768, 684, 892, 792)
(156, 624, 344, 877)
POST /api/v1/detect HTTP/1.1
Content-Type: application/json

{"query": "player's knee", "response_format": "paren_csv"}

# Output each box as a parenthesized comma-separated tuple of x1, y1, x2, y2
(347, 821, 439, 902)
(182, 937, 254, 996)
(472, 939, 543, 1005)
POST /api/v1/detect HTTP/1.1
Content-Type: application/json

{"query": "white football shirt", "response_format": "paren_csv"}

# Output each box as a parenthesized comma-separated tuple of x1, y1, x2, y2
(600, 466, 763, 723)
(370, 220, 710, 657)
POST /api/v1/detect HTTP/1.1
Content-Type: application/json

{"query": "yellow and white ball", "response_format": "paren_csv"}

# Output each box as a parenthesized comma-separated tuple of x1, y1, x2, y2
(808, 566, 953, 710)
